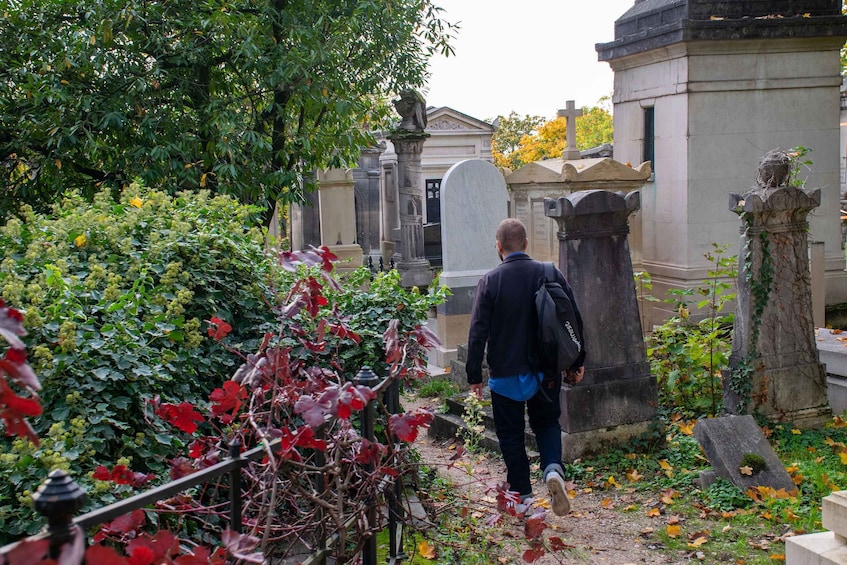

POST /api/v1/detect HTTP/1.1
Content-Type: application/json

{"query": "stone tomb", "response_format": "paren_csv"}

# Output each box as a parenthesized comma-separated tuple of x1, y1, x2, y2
(693, 415, 796, 494)
(506, 157, 651, 265)
(433, 160, 508, 368)
(787, 490, 847, 563)
(545, 190, 658, 461)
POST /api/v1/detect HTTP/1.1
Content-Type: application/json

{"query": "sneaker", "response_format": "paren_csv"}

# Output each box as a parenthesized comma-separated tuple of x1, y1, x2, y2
(545, 470, 570, 516)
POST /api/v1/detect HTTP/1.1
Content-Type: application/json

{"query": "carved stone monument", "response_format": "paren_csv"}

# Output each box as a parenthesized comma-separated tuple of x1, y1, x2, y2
(316, 168, 363, 271)
(557, 100, 583, 161)
(724, 150, 831, 428)
(388, 90, 433, 287)
(545, 190, 658, 460)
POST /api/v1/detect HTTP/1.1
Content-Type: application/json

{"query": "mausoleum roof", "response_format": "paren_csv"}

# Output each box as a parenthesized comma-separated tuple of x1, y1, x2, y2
(505, 157, 652, 185)
(597, 0, 847, 61)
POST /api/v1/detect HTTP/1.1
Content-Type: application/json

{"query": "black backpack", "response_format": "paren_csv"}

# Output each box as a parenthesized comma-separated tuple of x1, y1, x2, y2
(534, 262, 583, 375)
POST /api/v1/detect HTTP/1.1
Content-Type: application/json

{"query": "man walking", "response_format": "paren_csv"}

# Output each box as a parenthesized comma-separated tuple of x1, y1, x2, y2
(466, 218, 585, 516)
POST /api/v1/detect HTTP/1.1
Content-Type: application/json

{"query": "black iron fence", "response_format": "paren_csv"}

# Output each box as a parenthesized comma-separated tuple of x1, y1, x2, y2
(0, 366, 410, 565)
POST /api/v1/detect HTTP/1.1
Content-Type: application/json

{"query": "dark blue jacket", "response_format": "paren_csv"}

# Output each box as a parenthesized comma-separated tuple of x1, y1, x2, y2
(466, 253, 585, 385)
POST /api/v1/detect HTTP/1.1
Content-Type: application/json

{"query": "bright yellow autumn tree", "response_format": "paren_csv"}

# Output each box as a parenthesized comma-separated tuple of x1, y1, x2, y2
(495, 99, 614, 170)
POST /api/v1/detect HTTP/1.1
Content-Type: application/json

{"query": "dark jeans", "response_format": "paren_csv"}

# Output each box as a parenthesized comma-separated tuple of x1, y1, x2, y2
(490, 373, 563, 497)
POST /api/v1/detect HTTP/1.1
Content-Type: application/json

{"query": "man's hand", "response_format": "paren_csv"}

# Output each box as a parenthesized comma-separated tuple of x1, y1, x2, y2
(564, 366, 584, 385)
(469, 383, 483, 399)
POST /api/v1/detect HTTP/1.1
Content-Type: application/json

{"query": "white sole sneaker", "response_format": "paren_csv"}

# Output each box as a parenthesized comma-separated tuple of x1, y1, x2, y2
(546, 471, 570, 516)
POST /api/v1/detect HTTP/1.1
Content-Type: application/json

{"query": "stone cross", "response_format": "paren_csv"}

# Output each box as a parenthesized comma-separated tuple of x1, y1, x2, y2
(557, 100, 583, 160)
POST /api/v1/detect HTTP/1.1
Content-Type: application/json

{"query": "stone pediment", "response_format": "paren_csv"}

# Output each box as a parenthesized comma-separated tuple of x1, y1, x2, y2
(425, 106, 495, 133)
(506, 157, 652, 185)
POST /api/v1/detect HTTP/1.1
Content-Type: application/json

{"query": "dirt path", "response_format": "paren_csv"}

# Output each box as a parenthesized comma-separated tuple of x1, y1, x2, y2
(407, 395, 693, 564)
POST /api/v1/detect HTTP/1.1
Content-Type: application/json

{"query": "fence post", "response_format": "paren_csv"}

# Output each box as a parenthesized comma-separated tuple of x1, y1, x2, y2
(228, 440, 242, 534)
(355, 366, 379, 565)
(314, 425, 328, 565)
(32, 470, 86, 557)
(386, 376, 407, 562)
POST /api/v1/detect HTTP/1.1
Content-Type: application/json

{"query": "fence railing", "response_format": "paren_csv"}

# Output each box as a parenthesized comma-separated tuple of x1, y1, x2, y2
(0, 366, 410, 565)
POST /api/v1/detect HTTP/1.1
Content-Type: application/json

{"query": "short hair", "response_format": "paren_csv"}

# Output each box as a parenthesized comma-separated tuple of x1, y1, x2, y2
(496, 218, 527, 254)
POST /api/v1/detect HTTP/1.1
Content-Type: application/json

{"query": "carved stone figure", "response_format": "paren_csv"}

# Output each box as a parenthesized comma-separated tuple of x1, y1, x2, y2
(393, 90, 427, 132)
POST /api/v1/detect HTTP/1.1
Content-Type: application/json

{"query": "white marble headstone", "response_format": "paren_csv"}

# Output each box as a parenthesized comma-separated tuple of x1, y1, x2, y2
(439, 160, 508, 281)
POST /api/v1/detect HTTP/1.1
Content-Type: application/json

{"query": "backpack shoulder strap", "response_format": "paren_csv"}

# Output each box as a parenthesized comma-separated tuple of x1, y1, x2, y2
(542, 262, 556, 283)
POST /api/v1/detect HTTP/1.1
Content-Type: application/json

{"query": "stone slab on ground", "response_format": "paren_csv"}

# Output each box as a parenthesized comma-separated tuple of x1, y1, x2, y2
(693, 415, 796, 493)
(786, 531, 847, 565)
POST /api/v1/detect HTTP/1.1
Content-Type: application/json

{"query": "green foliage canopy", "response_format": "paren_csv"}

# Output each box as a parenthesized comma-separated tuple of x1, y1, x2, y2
(0, 0, 455, 220)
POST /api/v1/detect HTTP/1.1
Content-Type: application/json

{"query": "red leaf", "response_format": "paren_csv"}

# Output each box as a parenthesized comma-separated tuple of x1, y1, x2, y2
(327, 322, 361, 343)
(293, 426, 327, 451)
(0, 300, 27, 349)
(524, 513, 547, 539)
(174, 546, 223, 565)
(105, 509, 146, 535)
(353, 438, 384, 466)
(389, 409, 434, 442)
(206, 316, 232, 341)
(92, 465, 111, 481)
(0, 388, 42, 416)
(127, 546, 155, 565)
(169, 457, 196, 480)
(155, 402, 204, 434)
(221, 529, 264, 563)
(84, 544, 129, 565)
(1, 348, 41, 390)
(6, 538, 49, 565)
(294, 395, 333, 428)
(548, 537, 573, 552)
(209, 381, 246, 421)
(126, 531, 178, 562)
(317, 245, 338, 272)
(522, 544, 546, 563)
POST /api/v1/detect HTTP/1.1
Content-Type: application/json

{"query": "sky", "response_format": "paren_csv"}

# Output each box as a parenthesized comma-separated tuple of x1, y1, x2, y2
(423, 0, 636, 122)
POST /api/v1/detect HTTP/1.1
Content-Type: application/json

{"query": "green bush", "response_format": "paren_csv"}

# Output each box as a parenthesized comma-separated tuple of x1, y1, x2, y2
(326, 268, 447, 378)
(0, 184, 278, 466)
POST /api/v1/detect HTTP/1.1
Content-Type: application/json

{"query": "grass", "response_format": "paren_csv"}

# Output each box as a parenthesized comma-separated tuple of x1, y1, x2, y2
(402, 410, 847, 563)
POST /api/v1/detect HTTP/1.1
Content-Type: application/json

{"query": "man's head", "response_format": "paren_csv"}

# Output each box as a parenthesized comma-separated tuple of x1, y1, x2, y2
(496, 218, 528, 256)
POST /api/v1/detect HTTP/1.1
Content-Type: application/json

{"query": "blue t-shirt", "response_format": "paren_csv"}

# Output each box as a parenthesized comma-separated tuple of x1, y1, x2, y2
(489, 373, 542, 401)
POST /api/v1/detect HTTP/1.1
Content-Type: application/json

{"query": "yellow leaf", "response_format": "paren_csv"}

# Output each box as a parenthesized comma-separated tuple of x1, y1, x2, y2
(762, 511, 773, 520)
(626, 469, 643, 482)
(601, 498, 615, 509)
(90, 35, 96, 45)
(55, 159, 61, 170)
(832, 416, 847, 428)
(688, 536, 708, 548)
(74, 234, 87, 247)
(418, 540, 436, 560)
(658, 459, 673, 471)
(739, 466, 753, 476)
(129, 197, 143, 208)
(770, 554, 786, 561)
(802, 12, 811, 17)
(646, 508, 661, 517)
(661, 495, 674, 505)
(791, 429, 801, 435)
(200, 173, 207, 188)
(606, 475, 619, 488)
(678, 421, 695, 435)
(840, 452, 847, 465)
(825, 436, 839, 446)
(666, 524, 681, 538)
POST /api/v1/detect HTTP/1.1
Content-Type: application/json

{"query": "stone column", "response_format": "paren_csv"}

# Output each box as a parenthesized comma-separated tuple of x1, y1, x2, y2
(545, 190, 657, 461)
(388, 132, 433, 287)
(316, 168, 363, 271)
(724, 152, 830, 428)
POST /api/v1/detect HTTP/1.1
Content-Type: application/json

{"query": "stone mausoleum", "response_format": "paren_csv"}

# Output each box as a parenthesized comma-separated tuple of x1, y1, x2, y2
(597, 0, 847, 328)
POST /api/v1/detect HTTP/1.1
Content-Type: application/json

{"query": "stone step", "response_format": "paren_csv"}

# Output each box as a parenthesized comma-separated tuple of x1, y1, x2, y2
(429, 392, 540, 455)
